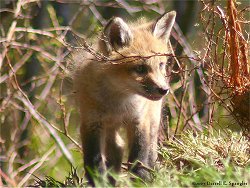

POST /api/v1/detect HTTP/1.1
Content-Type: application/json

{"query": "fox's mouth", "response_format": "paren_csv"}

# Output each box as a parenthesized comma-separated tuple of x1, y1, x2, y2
(139, 87, 168, 101)
(134, 83, 169, 101)
(142, 92, 164, 101)
(147, 95, 163, 101)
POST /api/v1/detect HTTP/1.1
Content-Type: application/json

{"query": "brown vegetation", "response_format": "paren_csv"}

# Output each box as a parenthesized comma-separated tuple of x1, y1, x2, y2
(201, 0, 249, 134)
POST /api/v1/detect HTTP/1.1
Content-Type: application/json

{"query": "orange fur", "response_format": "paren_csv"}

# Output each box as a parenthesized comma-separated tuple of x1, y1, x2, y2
(68, 11, 176, 185)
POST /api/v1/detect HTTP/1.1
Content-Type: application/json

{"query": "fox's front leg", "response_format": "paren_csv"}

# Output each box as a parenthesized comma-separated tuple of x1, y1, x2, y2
(127, 119, 151, 180)
(105, 128, 124, 172)
(81, 121, 106, 186)
(148, 122, 160, 168)
(148, 104, 162, 169)
(105, 127, 124, 185)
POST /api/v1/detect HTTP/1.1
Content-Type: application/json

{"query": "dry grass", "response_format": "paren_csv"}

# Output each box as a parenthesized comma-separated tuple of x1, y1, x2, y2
(31, 130, 250, 187)
(160, 130, 250, 169)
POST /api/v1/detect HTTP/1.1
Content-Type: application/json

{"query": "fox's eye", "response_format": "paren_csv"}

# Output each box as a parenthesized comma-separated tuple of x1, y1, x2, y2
(159, 62, 165, 70)
(135, 64, 148, 74)
(167, 57, 173, 64)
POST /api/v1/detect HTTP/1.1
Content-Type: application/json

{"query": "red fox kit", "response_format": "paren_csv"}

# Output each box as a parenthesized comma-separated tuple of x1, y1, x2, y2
(70, 11, 176, 185)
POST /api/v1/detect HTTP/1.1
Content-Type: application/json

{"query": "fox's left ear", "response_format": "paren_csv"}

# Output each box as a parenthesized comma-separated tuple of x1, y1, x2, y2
(103, 17, 133, 53)
(153, 11, 176, 42)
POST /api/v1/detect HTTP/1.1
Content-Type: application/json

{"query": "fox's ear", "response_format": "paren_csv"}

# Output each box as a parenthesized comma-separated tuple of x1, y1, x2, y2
(104, 17, 133, 52)
(153, 11, 176, 42)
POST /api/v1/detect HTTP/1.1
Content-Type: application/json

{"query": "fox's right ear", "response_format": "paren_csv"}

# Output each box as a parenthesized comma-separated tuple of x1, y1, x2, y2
(103, 17, 133, 53)
(153, 11, 176, 43)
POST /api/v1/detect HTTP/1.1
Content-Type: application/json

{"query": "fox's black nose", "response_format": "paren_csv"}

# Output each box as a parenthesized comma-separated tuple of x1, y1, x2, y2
(158, 88, 169, 95)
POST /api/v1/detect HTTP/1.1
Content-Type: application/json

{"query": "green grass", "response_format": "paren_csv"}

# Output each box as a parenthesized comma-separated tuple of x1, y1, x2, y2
(32, 130, 250, 187)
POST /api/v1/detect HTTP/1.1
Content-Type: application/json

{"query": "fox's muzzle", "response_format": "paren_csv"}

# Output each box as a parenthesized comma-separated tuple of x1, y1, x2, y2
(143, 84, 168, 96)
(157, 87, 169, 95)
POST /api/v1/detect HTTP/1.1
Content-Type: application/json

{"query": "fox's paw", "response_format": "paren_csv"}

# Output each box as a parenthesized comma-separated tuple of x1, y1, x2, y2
(131, 166, 154, 183)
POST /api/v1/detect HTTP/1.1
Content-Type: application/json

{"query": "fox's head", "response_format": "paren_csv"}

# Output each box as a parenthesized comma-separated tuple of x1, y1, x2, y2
(99, 11, 176, 101)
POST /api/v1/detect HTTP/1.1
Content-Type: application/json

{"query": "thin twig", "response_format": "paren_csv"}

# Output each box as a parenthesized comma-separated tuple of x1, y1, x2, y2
(17, 146, 56, 187)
